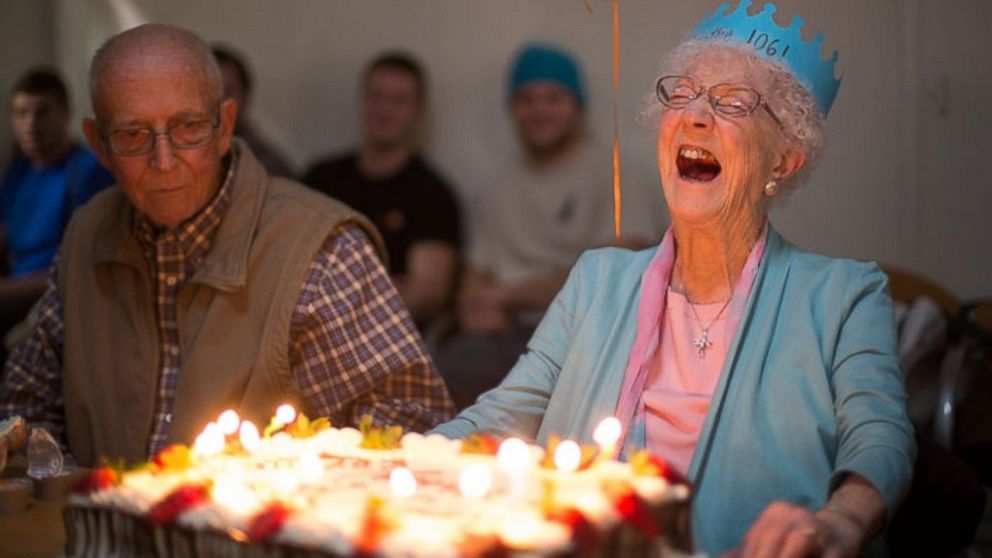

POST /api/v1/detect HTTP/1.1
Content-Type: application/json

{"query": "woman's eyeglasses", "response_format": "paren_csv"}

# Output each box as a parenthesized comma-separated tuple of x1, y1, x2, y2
(656, 75, 784, 130)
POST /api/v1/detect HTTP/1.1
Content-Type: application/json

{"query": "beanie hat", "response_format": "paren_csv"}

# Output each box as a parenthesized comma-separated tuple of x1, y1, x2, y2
(508, 43, 585, 106)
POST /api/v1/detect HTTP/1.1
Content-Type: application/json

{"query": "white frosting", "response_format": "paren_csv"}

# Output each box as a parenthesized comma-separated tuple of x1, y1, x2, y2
(179, 502, 249, 533)
(629, 475, 670, 502)
(279, 513, 353, 555)
(497, 510, 571, 552)
(378, 515, 462, 558)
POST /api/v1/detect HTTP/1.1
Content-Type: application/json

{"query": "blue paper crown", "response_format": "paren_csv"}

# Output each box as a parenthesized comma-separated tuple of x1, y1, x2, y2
(692, 0, 841, 116)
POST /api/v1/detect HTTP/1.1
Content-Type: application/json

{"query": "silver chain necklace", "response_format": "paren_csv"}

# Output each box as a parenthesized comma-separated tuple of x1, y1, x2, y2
(684, 292, 732, 358)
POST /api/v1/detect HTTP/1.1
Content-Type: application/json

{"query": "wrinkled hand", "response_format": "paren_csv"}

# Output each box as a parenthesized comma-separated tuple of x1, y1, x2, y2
(456, 283, 512, 334)
(720, 501, 863, 558)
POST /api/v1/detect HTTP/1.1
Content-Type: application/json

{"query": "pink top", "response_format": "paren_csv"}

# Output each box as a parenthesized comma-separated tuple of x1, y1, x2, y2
(642, 289, 746, 475)
(617, 224, 767, 475)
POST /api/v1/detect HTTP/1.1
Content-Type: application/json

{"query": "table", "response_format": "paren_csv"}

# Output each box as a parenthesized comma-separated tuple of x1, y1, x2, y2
(0, 499, 65, 558)
(0, 458, 68, 558)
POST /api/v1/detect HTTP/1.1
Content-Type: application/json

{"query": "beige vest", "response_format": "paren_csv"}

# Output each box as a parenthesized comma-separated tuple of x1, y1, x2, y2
(58, 143, 384, 466)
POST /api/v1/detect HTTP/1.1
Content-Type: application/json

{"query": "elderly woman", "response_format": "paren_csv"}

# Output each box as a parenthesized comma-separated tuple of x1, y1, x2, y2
(432, 3, 914, 557)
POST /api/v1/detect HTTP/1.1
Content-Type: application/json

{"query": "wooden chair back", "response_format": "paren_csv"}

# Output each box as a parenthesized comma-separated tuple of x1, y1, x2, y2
(881, 264, 961, 317)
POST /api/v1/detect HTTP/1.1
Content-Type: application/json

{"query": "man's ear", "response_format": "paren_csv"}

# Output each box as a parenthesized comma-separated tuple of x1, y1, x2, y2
(216, 97, 238, 155)
(771, 148, 806, 182)
(82, 118, 113, 170)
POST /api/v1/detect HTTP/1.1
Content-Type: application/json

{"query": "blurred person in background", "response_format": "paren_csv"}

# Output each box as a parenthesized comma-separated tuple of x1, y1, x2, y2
(303, 52, 460, 328)
(0, 67, 113, 364)
(437, 43, 654, 409)
(213, 44, 293, 177)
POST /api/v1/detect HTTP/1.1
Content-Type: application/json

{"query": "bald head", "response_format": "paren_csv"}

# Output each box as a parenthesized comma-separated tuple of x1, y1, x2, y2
(89, 24, 222, 119)
(82, 23, 238, 230)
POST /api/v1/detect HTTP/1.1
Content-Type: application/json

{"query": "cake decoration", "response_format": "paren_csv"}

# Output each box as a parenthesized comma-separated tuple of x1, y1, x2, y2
(146, 483, 210, 525)
(246, 501, 293, 543)
(63, 408, 696, 557)
(358, 414, 403, 450)
(69, 465, 119, 495)
(460, 432, 502, 455)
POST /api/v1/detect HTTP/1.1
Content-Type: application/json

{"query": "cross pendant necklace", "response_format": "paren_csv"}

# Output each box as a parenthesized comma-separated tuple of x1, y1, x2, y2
(691, 327, 714, 357)
(685, 294, 733, 358)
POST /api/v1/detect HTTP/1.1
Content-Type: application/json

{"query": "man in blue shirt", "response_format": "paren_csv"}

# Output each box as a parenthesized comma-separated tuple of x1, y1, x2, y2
(0, 68, 114, 361)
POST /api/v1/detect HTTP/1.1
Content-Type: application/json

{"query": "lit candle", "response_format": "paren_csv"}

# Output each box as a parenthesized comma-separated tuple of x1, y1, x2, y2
(389, 467, 417, 499)
(217, 409, 240, 435)
(239, 420, 261, 452)
(497, 438, 529, 472)
(553, 440, 581, 473)
(193, 422, 225, 457)
(459, 464, 492, 499)
(274, 404, 297, 426)
(299, 449, 323, 482)
(592, 417, 622, 460)
(497, 438, 529, 499)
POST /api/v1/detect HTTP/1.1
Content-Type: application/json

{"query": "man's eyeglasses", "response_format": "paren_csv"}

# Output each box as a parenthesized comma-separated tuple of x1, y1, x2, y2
(655, 75, 784, 130)
(100, 114, 221, 156)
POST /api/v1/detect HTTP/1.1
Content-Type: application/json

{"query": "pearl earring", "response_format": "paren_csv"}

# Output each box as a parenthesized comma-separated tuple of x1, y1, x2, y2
(764, 180, 779, 196)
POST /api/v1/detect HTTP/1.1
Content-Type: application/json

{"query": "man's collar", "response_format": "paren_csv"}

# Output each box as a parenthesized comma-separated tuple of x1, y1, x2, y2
(180, 139, 271, 291)
(93, 141, 268, 293)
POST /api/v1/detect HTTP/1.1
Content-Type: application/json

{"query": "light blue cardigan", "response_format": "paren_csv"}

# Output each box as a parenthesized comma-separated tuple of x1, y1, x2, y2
(431, 227, 915, 556)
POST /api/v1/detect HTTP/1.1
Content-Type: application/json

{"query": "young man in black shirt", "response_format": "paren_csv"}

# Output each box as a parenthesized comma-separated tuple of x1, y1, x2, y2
(303, 53, 460, 326)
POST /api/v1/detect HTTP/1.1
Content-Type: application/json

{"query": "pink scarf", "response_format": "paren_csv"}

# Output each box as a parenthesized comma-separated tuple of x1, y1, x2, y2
(614, 224, 768, 454)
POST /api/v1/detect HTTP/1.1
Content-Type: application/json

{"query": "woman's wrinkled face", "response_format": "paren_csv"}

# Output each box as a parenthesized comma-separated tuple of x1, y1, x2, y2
(657, 49, 784, 232)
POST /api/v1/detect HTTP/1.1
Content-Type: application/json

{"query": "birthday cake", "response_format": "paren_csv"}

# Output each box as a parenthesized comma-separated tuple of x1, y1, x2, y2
(63, 408, 693, 557)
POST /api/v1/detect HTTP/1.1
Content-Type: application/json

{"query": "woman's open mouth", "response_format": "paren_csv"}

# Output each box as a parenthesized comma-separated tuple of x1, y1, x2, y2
(676, 145, 722, 182)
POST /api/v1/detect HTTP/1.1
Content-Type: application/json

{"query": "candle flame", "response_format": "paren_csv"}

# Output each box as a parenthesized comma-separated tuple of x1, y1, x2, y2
(217, 409, 240, 435)
(299, 449, 323, 482)
(553, 440, 581, 472)
(593, 417, 622, 448)
(497, 438, 530, 473)
(239, 420, 260, 452)
(389, 467, 417, 499)
(458, 464, 493, 499)
(274, 404, 296, 426)
(193, 422, 225, 457)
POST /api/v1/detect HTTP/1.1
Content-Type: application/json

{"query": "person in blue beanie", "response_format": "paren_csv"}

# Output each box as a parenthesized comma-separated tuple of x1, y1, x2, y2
(436, 43, 656, 410)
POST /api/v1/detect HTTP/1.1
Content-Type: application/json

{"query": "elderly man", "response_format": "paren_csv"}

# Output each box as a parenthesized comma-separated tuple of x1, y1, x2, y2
(0, 24, 453, 467)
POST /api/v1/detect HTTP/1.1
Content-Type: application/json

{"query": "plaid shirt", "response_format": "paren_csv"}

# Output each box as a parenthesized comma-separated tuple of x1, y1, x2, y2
(131, 158, 233, 455)
(1, 154, 454, 458)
